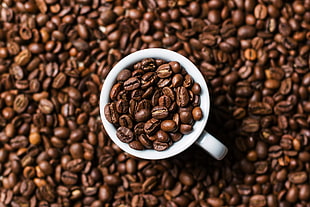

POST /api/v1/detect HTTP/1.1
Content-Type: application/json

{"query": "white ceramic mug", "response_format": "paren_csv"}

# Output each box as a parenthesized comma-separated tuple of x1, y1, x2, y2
(99, 48, 228, 160)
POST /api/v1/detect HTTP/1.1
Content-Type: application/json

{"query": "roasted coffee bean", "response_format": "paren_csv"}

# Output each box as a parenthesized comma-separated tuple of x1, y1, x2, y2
(153, 140, 169, 151)
(116, 99, 129, 114)
(119, 114, 134, 129)
(158, 95, 172, 108)
(116, 127, 134, 143)
(141, 72, 157, 89)
(124, 77, 141, 91)
(66, 159, 85, 173)
(138, 134, 152, 149)
(176, 86, 190, 107)
(156, 130, 170, 142)
(288, 171, 308, 184)
(129, 140, 144, 150)
(172, 74, 184, 87)
(61, 171, 78, 186)
(151, 106, 169, 119)
(179, 111, 193, 124)
(192, 107, 203, 121)
(157, 64, 172, 78)
(110, 83, 122, 101)
(104, 103, 119, 125)
(161, 120, 177, 132)
(248, 102, 272, 115)
(135, 109, 151, 122)
(144, 118, 161, 135)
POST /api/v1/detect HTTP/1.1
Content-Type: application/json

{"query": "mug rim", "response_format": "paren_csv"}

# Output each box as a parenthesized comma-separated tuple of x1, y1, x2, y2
(99, 48, 211, 160)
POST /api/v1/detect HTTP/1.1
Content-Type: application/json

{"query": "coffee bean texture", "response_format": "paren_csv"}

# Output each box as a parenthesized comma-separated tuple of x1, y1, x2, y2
(0, 0, 309, 206)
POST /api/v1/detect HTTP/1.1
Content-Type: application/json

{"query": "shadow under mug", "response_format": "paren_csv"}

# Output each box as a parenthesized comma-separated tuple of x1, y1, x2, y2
(99, 48, 228, 160)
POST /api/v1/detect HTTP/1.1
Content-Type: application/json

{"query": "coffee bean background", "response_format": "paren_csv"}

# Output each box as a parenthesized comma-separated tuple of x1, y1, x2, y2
(0, 0, 309, 206)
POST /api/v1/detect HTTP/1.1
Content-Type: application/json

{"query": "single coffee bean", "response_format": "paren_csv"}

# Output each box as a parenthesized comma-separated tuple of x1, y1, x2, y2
(248, 102, 272, 115)
(161, 120, 177, 132)
(138, 134, 152, 149)
(124, 77, 141, 91)
(135, 109, 151, 122)
(179, 124, 193, 134)
(156, 130, 170, 142)
(153, 140, 169, 151)
(116, 127, 134, 143)
(183, 74, 193, 88)
(104, 103, 119, 125)
(158, 95, 172, 108)
(110, 83, 122, 100)
(39, 99, 54, 114)
(66, 159, 85, 173)
(119, 114, 134, 129)
(172, 74, 184, 87)
(144, 118, 161, 135)
(117, 69, 132, 81)
(13, 94, 29, 113)
(179, 111, 193, 124)
(151, 106, 169, 119)
(192, 107, 203, 121)
(61, 171, 78, 185)
(14, 49, 32, 66)
(288, 171, 308, 184)
(156, 63, 172, 78)
(129, 140, 144, 150)
(176, 86, 190, 107)
(116, 99, 129, 114)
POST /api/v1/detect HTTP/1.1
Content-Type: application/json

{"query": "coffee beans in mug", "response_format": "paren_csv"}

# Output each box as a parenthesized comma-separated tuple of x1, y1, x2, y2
(105, 59, 203, 151)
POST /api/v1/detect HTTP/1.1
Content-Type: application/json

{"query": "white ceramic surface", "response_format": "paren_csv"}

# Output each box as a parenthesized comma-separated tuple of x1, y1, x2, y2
(99, 48, 227, 160)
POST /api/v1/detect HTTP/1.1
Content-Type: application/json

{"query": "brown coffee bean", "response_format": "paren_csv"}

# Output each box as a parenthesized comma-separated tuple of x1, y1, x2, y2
(61, 171, 78, 185)
(39, 99, 54, 114)
(179, 124, 193, 134)
(129, 140, 144, 150)
(104, 103, 119, 125)
(117, 69, 132, 82)
(248, 102, 272, 115)
(38, 161, 53, 175)
(192, 107, 203, 121)
(156, 130, 170, 142)
(288, 171, 308, 184)
(138, 134, 152, 149)
(69, 143, 84, 159)
(244, 48, 257, 60)
(157, 64, 172, 78)
(14, 49, 32, 66)
(160, 120, 177, 132)
(119, 114, 134, 129)
(124, 77, 141, 91)
(254, 4, 268, 19)
(176, 86, 190, 107)
(66, 159, 85, 173)
(299, 184, 310, 201)
(153, 140, 169, 151)
(172, 74, 184, 87)
(286, 186, 298, 203)
(238, 25, 256, 39)
(13, 94, 29, 113)
(151, 106, 169, 119)
(241, 117, 259, 133)
(116, 127, 134, 143)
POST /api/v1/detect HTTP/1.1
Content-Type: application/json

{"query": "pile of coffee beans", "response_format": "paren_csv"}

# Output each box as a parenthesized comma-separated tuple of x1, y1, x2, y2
(105, 58, 203, 151)
(0, 0, 309, 206)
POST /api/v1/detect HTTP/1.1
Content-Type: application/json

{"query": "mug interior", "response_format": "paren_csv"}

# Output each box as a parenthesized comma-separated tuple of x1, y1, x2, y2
(99, 48, 210, 160)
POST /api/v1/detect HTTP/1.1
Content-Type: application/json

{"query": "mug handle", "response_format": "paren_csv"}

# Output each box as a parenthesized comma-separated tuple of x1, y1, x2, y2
(195, 130, 228, 160)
